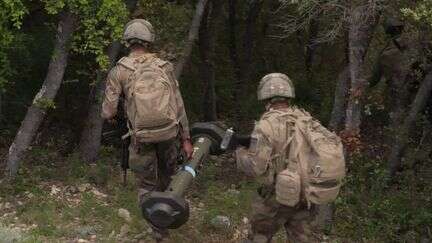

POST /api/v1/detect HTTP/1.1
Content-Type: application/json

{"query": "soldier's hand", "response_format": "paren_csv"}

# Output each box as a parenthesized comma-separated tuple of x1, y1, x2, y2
(108, 118, 118, 125)
(182, 139, 193, 160)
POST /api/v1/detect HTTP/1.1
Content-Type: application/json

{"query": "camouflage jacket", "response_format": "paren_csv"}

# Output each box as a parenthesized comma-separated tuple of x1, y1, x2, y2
(235, 107, 306, 186)
(101, 52, 190, 139)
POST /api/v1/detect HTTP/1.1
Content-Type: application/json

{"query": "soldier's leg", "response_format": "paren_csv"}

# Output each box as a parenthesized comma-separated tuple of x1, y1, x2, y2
(284, 205, 320, 243)
(128, 143, 158, 204)
(155, 137, 181, 191)
(249, 194, 289, 243)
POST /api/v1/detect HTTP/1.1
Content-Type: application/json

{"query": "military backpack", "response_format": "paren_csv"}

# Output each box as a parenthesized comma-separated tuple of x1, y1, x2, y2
(265, 109, 346, 207)
(118, 55, 179, 143)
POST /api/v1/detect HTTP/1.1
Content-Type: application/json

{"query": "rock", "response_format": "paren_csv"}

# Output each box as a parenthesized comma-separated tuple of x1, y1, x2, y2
(5, 202, 12, 209)
(242, 217, 249, 224)
(134, 232, 147, 240)
(210, 215, 231, 229)
(119, 224, 130, 237)
(91, 189, 107, 198)
(67, 185, 79, 194)
(77, 239, 89, 243)
(90, 235, 97, 241)
(118, 208, 132, 223)
(50, 185, 61, 195)
(227, 189, 240, 196)
(76, 226, 96, 237)
(78, 183, 91, 192)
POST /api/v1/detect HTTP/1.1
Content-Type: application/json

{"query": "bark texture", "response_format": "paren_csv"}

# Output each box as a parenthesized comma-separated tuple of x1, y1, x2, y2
(174, 0, 209, 80)
(329, 67, 350, 131)
(388, 71, 432, 177)
(78, 0, 138, 163)
(231, 0, 263, 126)
(198, 0, 222, 121)
(6, 12, 77, 177)
(344, 5, 378, 136)
(78, 43, 122, 163)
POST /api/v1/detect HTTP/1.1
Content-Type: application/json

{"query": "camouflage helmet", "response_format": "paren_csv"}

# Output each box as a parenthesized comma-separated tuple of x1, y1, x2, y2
(123, 19, 155, 44)
(257, 73, 295, 101)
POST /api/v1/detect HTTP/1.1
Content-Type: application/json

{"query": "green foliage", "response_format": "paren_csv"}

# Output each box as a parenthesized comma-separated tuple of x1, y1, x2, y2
(402, 1, 432, 26)
(42, 0, 129, 69)
(71, 0, 129, 69)
(34, 97, 56, 110)
(137, 1, 192, 51)
(0, 0, 27, 90)
(334, 156, 432, 242)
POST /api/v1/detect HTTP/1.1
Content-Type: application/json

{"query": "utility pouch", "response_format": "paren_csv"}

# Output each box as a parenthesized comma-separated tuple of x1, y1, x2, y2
(275, 169, 301, 207)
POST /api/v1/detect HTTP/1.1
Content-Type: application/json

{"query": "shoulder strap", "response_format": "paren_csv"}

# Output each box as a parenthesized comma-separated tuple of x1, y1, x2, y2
(117, 57, 136, 71)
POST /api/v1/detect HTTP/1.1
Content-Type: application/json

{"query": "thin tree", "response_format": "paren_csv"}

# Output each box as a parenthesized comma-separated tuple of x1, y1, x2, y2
(6, 11, 77, 177)
(343, 4, 379, 140)
(78, 0, 138, 163)
(230, 0, 264, 126)
(388, 71, 432, 177)
(174, 0, 209, 80)
(198, 0, 223, 121)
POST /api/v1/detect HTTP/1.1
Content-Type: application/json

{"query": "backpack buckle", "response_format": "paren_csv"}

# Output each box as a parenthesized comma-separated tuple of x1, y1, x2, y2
(313, 165, 322, 177)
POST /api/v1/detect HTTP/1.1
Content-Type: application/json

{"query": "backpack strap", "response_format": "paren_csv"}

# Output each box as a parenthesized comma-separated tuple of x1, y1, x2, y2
(117, 57, 136, 71)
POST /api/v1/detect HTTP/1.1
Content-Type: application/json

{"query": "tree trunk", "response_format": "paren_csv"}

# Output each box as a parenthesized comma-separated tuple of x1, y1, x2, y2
(329, 67, 350, 131)
(78, 43, 122, 163)
(232, 0, 263, 126)
(6, 11, 77, 177)
(305, 19, 319, 82)
(174, 0, 209, 80)
(78, 0, 138, 163)
(344, 5, 378, 138)
(228, 0, 241, 83)
(0, 91, 2, 123)
(388, 71, 432, 177)
(199, 0, 222, 121)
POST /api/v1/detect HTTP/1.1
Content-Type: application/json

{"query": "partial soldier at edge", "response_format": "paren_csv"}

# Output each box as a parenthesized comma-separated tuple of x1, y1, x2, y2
(101, 19, 193, 242)
(235, 73, 346, 243)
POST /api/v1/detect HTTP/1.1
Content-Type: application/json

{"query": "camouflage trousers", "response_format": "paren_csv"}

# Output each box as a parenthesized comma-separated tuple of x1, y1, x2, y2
(249, 191, 320, 243)
(128, 136, 181, 241)
(129, 136, 181, 201)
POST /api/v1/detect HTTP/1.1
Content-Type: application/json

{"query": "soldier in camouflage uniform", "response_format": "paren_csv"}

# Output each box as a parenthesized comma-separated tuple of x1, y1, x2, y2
(371, 17, 421, 129)
(236, 73, 320, 243)
(101, 19, 193, 242)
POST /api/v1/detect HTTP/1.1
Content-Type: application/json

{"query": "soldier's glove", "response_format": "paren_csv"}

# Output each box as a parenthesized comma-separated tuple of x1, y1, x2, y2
(182, 139, 193, 160)
(107, 118, 118, 125)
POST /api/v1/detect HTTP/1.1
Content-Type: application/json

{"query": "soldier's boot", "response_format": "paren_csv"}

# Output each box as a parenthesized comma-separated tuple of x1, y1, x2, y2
(150, 226, 170, 243)
(285, 220, 320, 243)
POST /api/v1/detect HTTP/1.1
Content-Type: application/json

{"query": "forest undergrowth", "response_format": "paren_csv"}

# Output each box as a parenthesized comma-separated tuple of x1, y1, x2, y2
(0, 142, 431, 243)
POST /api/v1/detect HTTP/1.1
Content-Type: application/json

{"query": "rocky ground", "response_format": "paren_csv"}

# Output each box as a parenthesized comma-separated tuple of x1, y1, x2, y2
(0, 150, 288, 243)
(1, 146, 430, 243)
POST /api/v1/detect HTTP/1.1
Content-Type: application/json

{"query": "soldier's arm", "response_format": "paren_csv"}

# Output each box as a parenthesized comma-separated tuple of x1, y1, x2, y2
(165, 62, 190, 140)
(102, 66, 123, 120)
(235, 121, 273, 177)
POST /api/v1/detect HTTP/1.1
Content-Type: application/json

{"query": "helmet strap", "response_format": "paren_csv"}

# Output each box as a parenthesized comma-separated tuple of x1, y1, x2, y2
(266, 98, 290, 111)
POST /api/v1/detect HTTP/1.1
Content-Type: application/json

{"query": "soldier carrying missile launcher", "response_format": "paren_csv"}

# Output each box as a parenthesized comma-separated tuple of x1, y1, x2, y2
(235, 73, 346, 243)
(101, 19, 193, 242)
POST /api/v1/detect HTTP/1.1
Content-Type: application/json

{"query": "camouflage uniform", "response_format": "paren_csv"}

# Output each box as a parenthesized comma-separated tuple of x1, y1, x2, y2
(236, 107, 319, 243)
(102, 51, 190, 241)
(372, 18, 420, 128)
(102, 52, 190, 198)
(236, 73, 320, 243)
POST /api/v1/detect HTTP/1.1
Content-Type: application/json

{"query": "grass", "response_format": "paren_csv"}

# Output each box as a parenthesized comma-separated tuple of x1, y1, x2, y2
(0, 147, 431, 242)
